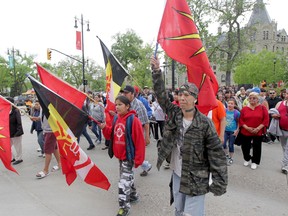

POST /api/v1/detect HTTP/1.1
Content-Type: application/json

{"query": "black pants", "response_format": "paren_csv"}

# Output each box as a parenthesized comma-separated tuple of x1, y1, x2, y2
(241, 135, 263, 164)
(154, 120, 165, 140)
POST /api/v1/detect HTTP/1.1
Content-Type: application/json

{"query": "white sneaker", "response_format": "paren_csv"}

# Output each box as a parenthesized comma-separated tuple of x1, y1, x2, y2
(243, 160, 250, 167)
(281, 166, 288, 174)
(251, 163, 257, 170)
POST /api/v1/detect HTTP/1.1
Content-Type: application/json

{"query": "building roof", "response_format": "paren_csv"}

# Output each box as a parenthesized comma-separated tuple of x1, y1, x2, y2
(247, 0, 271, 27)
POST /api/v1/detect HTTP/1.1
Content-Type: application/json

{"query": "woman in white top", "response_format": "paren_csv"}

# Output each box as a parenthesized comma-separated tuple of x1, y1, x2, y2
(151, 98, 166, 140)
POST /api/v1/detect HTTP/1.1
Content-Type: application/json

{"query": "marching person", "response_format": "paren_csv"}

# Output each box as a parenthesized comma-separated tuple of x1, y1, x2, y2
(150, 56, 227, 216)
(100, 95, 145, 216)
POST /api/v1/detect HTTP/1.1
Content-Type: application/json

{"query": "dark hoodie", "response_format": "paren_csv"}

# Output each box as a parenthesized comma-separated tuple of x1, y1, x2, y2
(9, 107, 24, 137)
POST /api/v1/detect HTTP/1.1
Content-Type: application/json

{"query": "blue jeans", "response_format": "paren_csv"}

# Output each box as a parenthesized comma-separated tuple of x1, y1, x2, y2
(92, 121, 102, 142)
(223, 131, 236, 153)
(172, 172, 205, 216)
(37, 130, 44, 154)
(78, 124, 94, 147)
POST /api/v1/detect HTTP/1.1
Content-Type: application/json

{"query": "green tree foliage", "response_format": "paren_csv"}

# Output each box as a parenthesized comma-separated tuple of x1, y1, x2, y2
(208, 0, 255, 86)
(0, 56, 12, 95)
(111, 29, 144, 70)
(234, 50, 287, 85)
(0, 53, 36, 96)
(110, 30, 154, 88)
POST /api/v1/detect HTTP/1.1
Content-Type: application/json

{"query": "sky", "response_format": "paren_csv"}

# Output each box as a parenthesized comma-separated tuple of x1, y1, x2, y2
(0, 0, 287, 68)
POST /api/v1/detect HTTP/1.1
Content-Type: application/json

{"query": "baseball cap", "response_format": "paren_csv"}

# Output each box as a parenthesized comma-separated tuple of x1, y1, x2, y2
(179, 83, 199, 98)
(251, 87, 260, 94)
(134, 86, 140, 94)
(143, 86, 149, 89)
(123, 85, 135, 93)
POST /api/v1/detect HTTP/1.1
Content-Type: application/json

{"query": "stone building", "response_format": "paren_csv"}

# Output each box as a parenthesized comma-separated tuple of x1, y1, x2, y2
(164, 0, 288, 89)
(246, 0, 288, 54)
(212, 0, 288, 86)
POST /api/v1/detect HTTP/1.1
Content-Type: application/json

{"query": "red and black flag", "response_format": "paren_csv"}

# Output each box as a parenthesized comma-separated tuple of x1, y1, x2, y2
(36, 63, 87, 110)
(98, 37, 129, 126)
(157, 0, 218, 114)
(28, 75, 110, 190)
(0, 96, 18, 173)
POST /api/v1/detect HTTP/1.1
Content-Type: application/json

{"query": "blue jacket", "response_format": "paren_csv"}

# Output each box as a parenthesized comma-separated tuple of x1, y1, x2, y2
(137, 95, 152, 118)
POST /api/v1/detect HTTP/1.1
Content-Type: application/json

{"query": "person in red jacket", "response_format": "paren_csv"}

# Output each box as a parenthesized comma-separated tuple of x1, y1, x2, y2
(239, 92, 269, 170)
(100, 95, 145, 216)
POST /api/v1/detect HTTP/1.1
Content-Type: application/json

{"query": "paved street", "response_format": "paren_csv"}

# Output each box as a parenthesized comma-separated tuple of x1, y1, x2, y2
(0, 115, 288, 216)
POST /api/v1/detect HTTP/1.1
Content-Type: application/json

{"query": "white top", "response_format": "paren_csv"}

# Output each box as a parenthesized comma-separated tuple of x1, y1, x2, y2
(170, 118, 192, 177)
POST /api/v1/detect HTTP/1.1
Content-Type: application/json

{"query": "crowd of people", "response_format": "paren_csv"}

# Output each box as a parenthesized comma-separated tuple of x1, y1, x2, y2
(6, 56, 288, 215)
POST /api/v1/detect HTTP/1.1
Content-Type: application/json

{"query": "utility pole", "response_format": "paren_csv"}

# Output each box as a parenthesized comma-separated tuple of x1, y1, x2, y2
(74, 14, 90, 92)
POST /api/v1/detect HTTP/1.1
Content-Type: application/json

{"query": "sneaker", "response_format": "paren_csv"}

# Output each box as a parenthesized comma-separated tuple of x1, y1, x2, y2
(37, 148, 41, 152)
(251, 163, 257, 170)
(163, 162, 170, 169)
(281, 166, 288, 174)
(13, 159, 23, 165)
(116, 208, 130, 216)
(243, 160, 250, 167)
(227, 158, 233, 166)
(130, 194, 140, 204)
(38, 153, 45, 157)
(140, 164, 152, 177)
(87, 145, 95, 150)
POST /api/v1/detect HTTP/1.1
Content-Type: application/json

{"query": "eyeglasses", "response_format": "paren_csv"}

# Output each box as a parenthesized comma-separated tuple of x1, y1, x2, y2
(269, 92, 276, 94)
(249, 97, 258, 100)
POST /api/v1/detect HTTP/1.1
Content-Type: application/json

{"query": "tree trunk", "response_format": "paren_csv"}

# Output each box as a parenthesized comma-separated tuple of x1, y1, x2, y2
(226, 70, 231, 86)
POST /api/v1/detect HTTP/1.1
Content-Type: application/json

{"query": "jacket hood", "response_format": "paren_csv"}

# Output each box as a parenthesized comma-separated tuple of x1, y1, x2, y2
(119, 110, 137, 120)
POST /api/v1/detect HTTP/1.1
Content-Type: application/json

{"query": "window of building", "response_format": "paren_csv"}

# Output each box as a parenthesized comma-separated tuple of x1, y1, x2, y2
(221, 74, 226, 82)
(263, 31, 269, 40)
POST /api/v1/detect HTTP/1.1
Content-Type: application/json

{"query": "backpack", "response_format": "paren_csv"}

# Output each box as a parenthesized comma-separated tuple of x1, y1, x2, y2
(108, 114, 135, 161)
(226, 109, 239, 122)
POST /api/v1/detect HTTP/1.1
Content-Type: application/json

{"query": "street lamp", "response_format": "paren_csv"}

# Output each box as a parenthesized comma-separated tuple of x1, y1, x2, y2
(74, 14, 90, 92)
(7, 47, 19, 97)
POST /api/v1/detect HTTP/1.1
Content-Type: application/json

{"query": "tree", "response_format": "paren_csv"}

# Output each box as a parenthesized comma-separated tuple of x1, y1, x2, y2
(111, 29, 144, 70)
(208, 0, 255, 86)
(111, 30, 155, 88)
(234, 50, 287, 85)
(0, 56, 12, 95)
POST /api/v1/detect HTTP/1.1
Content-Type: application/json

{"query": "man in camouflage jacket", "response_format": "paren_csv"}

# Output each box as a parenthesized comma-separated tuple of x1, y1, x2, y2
(151, 56, 227, 216)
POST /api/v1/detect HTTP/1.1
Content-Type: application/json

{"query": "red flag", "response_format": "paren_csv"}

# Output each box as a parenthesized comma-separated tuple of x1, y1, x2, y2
(187, 66, 218, 114)
(0, 96, 18, 174)
(157, 0, 218, 114)
(76, 31, 82, 50)
(36, 63, 87, 109)
(28, 75, 110, 190)
(98, 38, 129, 126)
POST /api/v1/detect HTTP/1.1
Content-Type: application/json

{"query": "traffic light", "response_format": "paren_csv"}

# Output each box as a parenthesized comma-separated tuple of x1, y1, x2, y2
(47, 48, 51, 60)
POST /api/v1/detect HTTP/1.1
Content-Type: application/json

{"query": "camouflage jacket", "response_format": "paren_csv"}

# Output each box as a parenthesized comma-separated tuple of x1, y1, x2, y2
(152, 72, 227, 196)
